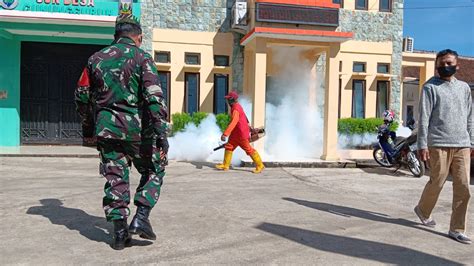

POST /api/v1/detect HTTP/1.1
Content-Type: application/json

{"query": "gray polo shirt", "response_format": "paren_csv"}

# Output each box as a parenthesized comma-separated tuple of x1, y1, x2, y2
(417, 76, 473, 149)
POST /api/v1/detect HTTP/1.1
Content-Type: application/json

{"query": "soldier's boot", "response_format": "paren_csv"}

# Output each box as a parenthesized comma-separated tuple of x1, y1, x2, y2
(112, 219, 132, 250)
(250, 151, 265, 174)
(129, 205, 156, 240)
(215, 150, 232, 171)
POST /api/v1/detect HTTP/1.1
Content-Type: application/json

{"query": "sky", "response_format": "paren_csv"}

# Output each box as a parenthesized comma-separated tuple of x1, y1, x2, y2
(403, 0, 474, 57)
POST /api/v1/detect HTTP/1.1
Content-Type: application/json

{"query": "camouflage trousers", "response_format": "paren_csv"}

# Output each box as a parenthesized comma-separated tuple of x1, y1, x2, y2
(97, 138, 165, 221)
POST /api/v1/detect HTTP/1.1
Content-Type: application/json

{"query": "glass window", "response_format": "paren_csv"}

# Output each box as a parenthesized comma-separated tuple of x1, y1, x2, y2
(185, 53, 200, 65)
(214, 55, 230, 67)
(338, 78, 342, 118)
(377, 63, 390, 74)
(333, 0, 344, 7)
(380, 0, 392, 12)
(185, 73, 199, 114)
(355, 0, 367, 10)
(158, 71, 170, 121)
(406, 105, 414, 124)
(376, 81, 389, 118)
(154, 51, 170, 63)
(214, 74, 229, 114)
(353, 62, 366, 72)
(352, 80, 365, 118)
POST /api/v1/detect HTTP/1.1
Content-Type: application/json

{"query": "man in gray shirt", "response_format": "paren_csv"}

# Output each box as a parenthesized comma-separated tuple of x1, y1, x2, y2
(414, 49, 473, 244)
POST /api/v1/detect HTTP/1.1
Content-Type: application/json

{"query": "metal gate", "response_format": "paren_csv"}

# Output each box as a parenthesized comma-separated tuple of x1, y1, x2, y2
(20, 42, 104, 144)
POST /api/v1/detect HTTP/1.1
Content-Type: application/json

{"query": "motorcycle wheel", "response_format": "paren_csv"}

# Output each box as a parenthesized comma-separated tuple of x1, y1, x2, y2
(407, 151, 425, 177)
(373, 147, 393, 167)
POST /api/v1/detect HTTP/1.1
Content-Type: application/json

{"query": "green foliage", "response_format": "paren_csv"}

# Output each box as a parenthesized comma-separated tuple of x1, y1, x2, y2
(171, 112, 228, 135)
(338, 118, 399, 135)
(216, 113, 231, 132)
(171, 113, 192, 135)
(191, 112, 209, 127)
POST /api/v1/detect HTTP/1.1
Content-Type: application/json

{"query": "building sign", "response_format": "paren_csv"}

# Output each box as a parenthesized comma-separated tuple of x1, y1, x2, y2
(256, 3, 339, 27)
(0, 0, 141, 17)
(0, 0, 19, 10)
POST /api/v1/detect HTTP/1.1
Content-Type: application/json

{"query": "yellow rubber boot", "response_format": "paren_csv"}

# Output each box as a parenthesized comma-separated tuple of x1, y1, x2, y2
(216, 150, 232, 171)
(250, 151, 265, 174)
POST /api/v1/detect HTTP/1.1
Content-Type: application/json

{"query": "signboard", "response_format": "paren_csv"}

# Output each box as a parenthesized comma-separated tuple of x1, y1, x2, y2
(256, 3, 339, 27)
(0, 0, 141, 17)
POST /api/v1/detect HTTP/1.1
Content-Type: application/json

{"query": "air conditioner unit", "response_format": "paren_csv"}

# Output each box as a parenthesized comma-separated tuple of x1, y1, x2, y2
(403, 37, 414, 52)
(231, 1, 248, 31)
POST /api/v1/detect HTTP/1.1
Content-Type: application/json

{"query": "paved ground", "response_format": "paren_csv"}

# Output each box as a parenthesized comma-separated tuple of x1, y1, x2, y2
(1, 157, 473, 265)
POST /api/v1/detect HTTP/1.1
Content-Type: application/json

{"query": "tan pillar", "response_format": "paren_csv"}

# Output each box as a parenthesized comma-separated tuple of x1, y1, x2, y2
(245, 38, 267, 152)
(419, 60, 435, 93)
(321, 44, 341, 161)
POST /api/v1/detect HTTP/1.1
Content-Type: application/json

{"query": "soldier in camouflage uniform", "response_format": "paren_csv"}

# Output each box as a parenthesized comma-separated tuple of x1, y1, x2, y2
(75, 15, 169, 250)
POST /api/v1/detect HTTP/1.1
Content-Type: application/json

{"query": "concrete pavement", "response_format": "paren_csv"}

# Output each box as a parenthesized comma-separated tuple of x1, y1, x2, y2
(0, 157, 473, 265)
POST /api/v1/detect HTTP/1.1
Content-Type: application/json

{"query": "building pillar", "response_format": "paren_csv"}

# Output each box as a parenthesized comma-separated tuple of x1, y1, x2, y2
(244, 38, 267, 152)
(321, 43, 341, 161)
(419, 60, 435, 93)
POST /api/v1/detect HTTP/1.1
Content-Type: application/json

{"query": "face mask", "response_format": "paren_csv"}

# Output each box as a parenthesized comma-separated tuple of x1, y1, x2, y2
(437, 65, 457, 77)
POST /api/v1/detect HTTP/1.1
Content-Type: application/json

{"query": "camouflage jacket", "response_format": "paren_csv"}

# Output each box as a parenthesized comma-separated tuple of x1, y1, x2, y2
(75, 37, 168, 141)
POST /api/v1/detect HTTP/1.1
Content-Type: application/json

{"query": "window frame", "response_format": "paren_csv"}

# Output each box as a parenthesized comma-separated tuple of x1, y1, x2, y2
(154, 51, 170, 64)
(214, 55, 230, 67)
(379, 0, 392, 12)
(213, 74, 230, 114)
(377, 63, 391, 74)
(332, 0, 344, 8)
(338, 78, 342, 118)
(157, 71, 171, 121)
(376, 80, 390, 118)
(184, 72, 200, 114)
(353, 62, 366, 73)
(184, 52, 201, 65)
(355, 0, 368, 10)
(352, 79, 366, 118)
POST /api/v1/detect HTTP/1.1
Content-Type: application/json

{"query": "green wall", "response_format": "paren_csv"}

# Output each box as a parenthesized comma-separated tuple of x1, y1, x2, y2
(0, 38, 20, 146)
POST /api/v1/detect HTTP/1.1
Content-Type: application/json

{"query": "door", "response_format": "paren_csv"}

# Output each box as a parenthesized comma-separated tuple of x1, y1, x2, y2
(185, 72, 199, 114)
(20, 42, 104, 144)
(214, 74, 229, 114)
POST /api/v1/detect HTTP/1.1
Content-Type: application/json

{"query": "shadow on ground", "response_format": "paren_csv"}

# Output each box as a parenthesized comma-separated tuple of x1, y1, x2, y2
(283, 198, 447, 238)
(256, 222, 461, 265)
(187, 161, 254, 173)
(26, 199, 152, 247)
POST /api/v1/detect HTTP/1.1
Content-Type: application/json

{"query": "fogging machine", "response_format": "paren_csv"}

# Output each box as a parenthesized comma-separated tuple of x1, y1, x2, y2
(213, 127, 266, 151)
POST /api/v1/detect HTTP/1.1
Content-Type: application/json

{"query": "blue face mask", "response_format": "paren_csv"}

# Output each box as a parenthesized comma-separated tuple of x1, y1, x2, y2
(437, 65, 457, 77)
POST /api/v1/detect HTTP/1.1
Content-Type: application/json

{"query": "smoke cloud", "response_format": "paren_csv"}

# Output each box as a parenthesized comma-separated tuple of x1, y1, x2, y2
(263, 46, 324, 160)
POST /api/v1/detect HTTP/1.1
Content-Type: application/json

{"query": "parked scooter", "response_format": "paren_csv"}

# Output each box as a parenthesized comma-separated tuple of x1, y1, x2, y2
(372, 119, 425, 177)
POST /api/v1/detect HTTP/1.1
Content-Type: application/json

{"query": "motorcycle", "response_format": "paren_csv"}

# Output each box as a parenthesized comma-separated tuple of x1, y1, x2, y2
(372, 119, 425, 177)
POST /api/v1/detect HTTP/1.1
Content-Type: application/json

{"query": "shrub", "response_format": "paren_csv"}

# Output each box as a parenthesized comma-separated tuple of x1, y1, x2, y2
(338, 118, 399, 135)
(171, 113, 192, 135)
(191, 112, 209, 127)
(216, 113, 231, 132)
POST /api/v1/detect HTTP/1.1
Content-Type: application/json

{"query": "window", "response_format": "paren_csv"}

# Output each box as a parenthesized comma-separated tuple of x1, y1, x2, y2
(214, 55, 230, 67)
(185, 73, 200, 114)
(214, 74, 229, 114)
(377, 63, 390, 74)
(332, 0, 344, 7)
(339, 61, 343, 72)
(380, 0, 392, 12)
(352, 80, 365, 118)
(154, 51, 170, 63)
(158, 71, 171, 121)
(338, 78, 342, 118)
(353, 62, 366, 72)
(376, 81, 389, 118)
(355, 0, 368, 10)
(185, 53, 201, 65)
(406, 105, 414, 124)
